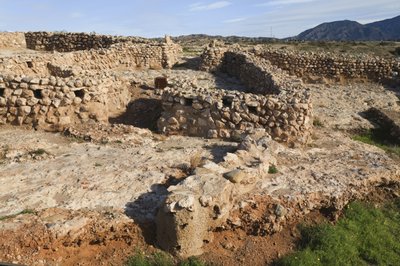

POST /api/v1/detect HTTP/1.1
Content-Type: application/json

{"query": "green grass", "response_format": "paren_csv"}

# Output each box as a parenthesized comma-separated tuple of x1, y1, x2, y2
(125, 250, 206, 266)
(0, 209, 37, 221)
(352, 129, 400, 157)
(269, 164, 278, 174)
(275, 200, 400, 266)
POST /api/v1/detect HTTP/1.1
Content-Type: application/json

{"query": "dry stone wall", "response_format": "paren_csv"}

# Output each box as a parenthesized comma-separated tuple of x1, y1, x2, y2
(0, 32, 182, 131)
(220, 51, 280, 95)
(158, 45, 312, 145)
(25, 32, 146, 52)
(256, 48, 400, 84)
(0, 74, 131, 131)
(1, 39, 182, 76)
(0, 32, 26, 49)
(199, 41, 227, 72)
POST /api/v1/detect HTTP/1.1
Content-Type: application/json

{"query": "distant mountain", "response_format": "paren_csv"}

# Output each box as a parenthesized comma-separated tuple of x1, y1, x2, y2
(367, 15, 400, 39)
(294, 15, 400, 41)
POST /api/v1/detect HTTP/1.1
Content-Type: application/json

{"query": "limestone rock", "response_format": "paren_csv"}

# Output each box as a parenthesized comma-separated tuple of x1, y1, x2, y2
(223, 169, 245, 184)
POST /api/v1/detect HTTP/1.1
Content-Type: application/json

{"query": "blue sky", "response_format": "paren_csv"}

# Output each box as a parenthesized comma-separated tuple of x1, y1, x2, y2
(0, 0, 399, 38)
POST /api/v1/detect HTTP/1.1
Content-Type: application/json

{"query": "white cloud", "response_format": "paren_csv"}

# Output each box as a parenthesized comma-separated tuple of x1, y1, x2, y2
(256, 0, 316, 7)
(223, 17, 247, 23)
(189, 1, 231, 11)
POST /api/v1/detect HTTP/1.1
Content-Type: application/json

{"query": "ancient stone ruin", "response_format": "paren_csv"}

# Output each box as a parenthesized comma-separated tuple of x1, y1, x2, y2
(158, 44, 312, 145)
(0, 32, 181, 130)
(1, 31, 400, 264)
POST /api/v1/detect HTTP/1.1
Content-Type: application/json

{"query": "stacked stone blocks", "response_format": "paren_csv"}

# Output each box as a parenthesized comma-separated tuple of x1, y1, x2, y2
(0, 74, 128, 130)
(158, 45, 312, 145)
(256, 48, 400, 84)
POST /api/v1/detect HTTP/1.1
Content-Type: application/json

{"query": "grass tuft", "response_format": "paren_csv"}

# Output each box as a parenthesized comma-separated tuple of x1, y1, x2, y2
(268, 164, 278, 174)
(275, 200, 400, 265)
(126, 251, 173, 266)
(125, 250, 206, 266)
(179, 257, 206, 266)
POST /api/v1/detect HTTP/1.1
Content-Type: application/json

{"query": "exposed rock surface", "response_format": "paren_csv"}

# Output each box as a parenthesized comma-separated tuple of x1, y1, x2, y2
(309, 82, 400, 130)
(156, 128, 400, 257)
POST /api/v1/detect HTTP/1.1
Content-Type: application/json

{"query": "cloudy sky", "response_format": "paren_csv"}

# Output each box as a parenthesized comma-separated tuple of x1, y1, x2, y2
(0, 0, 399, 38)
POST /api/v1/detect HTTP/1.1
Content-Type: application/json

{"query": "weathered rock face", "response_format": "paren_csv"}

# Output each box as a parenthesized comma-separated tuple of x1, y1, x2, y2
(156, 174, 232, 257)
(158, 47, 312, 145)
(0, 74, 131, 130)
(156, 133, 276, 257)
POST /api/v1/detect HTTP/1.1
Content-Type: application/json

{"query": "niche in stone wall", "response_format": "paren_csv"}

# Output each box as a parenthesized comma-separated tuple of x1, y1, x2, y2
(26, 61, 33, 68)
(185, 98, 193, 106)
(34, 90, 43, 99)
(248, 106, 258, 114)
(74, 89, 85, 98)
(222, 97, 232, 107)
(0, 88, 4, 97)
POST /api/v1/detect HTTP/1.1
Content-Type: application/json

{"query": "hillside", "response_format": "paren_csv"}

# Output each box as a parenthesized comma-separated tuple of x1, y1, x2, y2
(295, 15, 400, 41)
